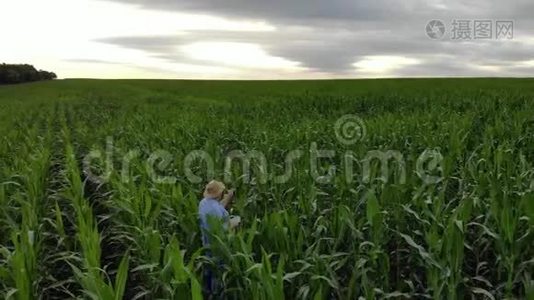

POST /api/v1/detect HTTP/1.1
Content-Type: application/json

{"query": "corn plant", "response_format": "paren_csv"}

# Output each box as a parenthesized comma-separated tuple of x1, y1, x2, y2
(1, 78, 533, 299)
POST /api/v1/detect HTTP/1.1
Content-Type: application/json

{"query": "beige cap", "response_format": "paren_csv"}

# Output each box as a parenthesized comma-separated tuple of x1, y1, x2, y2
(203, 180, 226, 199)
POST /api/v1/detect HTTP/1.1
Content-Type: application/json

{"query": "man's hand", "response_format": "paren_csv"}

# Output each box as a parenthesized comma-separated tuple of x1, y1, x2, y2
(221, 189, 235, 209)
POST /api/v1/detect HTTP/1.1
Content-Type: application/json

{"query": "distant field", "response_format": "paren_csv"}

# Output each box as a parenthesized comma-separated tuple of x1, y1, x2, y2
(1, 79, 533, 299)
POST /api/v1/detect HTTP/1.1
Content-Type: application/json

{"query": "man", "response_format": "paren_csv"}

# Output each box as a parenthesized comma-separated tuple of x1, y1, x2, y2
(198, 180, 240, 296)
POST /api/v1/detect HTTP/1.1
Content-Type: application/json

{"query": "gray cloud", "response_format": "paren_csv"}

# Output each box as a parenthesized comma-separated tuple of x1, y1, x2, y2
(92, 0, 534, 77)
(102, 0, 413, 22)
(101, 0, 532, 22)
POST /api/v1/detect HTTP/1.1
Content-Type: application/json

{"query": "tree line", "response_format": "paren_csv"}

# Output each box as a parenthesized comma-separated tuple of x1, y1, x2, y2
(0, 63, 57, 84)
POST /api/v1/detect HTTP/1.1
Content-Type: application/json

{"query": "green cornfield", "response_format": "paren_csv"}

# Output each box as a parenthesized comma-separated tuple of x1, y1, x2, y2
(0, 78, 533, 299)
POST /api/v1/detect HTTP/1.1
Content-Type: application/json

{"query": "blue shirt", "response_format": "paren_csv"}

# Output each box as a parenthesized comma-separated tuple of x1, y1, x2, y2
(199, 197, 229, 246)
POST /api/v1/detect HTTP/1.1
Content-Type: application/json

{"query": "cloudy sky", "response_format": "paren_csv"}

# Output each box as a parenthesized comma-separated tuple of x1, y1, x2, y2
(2, 0, 533, 79)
